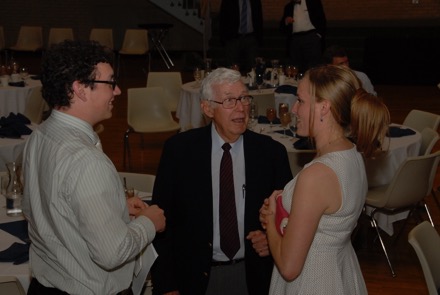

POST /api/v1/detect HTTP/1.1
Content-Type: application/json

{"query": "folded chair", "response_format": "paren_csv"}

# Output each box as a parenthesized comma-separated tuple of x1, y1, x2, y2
(365, 151, 440, 277)
(408, 221, 440, 295)
(123, 87, 180, 170)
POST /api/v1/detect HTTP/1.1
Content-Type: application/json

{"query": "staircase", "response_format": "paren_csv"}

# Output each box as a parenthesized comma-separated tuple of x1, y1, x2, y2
(148, 0, 205, 33)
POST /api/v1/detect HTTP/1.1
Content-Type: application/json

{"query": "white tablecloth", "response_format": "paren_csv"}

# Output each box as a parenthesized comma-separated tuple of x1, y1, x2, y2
(0, 195, 30, 291)
(176, 78, 298, 131)
(0, 78, 42, 117)
(0, 124, 36, 172)
(257, 123, 421, 236)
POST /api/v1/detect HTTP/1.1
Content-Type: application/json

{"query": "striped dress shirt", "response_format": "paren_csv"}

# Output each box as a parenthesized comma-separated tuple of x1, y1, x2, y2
(22, 110, 156, 295)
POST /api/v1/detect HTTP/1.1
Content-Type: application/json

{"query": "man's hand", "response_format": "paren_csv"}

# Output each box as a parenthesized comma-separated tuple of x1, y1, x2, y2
(246, 230, 270, 257)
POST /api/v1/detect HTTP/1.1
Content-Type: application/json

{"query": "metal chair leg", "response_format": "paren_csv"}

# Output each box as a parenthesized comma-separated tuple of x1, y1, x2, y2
(370, 212, 396, 277)
(424, 202, 435, 227)
(123, 129, 132, 171)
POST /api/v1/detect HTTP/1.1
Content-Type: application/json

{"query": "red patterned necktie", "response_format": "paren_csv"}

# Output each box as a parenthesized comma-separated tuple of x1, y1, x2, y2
(219, 143, 240, 260)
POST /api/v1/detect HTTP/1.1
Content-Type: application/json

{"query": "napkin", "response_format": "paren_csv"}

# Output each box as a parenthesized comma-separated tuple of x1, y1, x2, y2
(258, 116, 281, 125)
(274, 129, 294, 137)
(293, 137, 314, 150)
(0, 220, 29, 242)
(275, 85, 297, 95)
(0, 242, 30, 264)
(387, 126, 416, 138)
(8, 81, 25, 87)
(0, 113, 32, 138)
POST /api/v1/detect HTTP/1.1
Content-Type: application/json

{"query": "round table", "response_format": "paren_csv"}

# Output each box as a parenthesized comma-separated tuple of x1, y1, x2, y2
(256, 123, 421, 236)
(0, 78, 42, 118)
(0, 195, 30, 292)
(0, 124, 36, 172)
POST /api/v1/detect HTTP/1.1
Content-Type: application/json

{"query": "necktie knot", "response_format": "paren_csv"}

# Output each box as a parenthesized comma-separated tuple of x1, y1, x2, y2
(222, 143, 231, 152)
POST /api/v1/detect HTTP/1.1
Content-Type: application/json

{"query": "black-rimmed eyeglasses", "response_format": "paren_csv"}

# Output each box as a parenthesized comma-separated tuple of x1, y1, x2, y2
(210, 95, 253, 109)
(86, 80, 118, 90)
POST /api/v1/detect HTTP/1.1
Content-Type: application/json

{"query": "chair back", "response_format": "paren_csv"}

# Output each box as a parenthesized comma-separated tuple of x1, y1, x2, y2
(118, 172, 156, 194)
(408, 221, 440, 295)
(119, 29, 148, 55)
(47, 28, 74, 48)
(11, 26, 43, 51)
(403, 109, 440, 133)
(146, 72, 182, 112)
(0, 276, 26, 295)
(127, 87, 180, 133)
(420, 128, 439, 156)
(252, 92, 276, 117)
(89, 28, 113, 50)
(24, 86, 46, 124)
(383, 151, 440, 208)
(0, 26, 5, 50)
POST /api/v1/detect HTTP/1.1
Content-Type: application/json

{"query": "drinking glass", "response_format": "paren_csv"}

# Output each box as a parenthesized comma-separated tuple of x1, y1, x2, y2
(280, 112, 292, 138)
(20, 66, 29, 82)
(285, 65, 293, 78)
(291, 66, 299, 80)
(266, 107, 276, 133)
(290, 114, 298, 138)
(256, 73, 264, 92)
(193, 67, 202, 85)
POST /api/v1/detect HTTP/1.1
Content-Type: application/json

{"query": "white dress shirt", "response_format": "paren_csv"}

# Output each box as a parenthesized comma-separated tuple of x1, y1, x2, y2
(211, 124, 246, 261)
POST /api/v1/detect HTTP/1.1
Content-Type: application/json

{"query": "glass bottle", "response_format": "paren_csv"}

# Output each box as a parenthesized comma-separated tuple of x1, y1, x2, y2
(5, 162, 23, 216)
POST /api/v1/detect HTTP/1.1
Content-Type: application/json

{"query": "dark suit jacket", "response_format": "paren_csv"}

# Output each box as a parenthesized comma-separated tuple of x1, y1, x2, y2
(151, 124, 293, 295)
(280, 0, 327, 37)
(219, 0, 264, 45)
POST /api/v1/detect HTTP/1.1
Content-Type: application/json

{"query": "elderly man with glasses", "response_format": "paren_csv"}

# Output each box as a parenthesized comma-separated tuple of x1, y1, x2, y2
(151, 67, 293, 295)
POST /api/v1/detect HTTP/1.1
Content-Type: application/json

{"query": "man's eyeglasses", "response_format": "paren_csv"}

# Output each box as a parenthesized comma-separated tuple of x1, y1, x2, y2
(87, 80, 117, 90)
(210, 95, 253, 109)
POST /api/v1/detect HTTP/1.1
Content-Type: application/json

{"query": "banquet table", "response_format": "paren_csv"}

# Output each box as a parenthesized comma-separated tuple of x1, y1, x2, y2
(0, 124, 36, 172)
(257, 123, 421, 236)
(177, 78, 298, 131)
(0, 78, 42, 117)
(0, 195, 30, 291)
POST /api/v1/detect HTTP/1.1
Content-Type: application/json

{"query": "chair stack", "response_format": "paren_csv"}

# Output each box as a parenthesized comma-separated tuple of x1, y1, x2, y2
(47, 28, 74, 48)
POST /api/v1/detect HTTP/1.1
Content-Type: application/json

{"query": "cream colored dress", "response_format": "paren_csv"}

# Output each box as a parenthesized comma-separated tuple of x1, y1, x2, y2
(269, 147, 368, 295)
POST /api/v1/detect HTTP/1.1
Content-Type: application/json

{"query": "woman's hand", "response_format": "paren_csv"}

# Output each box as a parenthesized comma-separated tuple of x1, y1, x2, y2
(259, 190, 282, 229)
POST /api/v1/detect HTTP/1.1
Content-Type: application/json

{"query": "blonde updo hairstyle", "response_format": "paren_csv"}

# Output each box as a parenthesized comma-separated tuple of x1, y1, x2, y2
(305, 65, 390, 158)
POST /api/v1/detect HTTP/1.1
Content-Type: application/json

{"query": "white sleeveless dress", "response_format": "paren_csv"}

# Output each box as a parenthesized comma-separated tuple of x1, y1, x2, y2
(269, 147, 368, 295)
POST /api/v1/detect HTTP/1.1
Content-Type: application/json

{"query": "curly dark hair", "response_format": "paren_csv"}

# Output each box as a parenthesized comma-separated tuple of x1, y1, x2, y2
(41, 40, 114, 108)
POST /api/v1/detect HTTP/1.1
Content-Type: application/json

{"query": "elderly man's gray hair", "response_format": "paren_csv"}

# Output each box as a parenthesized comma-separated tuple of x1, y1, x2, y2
(200, 68, 242, 101)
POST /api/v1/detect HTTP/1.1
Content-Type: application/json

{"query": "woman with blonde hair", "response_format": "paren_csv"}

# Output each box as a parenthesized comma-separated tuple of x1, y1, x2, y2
(260, 65, 390, 294)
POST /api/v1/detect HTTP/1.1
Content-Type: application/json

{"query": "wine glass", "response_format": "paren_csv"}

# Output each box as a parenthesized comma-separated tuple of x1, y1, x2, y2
(256, 73, 264, 93)
(280, 112, 292, 138)
(285, 65, 293, 78)
(290, 114, 298, 138)
(193, 67, 202, 85)
(291, 66, 299, 80)
(266, 107, 276, 133)
(19, 66, 29, 81)
(247, 102, 258, 130)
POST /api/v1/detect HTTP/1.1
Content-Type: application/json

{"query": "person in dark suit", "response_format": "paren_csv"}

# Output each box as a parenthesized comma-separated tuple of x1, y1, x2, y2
(280, 0, 327, 73)
(151, 68, 293, 295)
(219, 0, 263, 72)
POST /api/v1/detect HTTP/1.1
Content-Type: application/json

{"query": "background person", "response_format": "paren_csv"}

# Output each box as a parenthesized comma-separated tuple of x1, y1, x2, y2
(260, 65, 390, 294)
(22, 40, 166, 295)
(151, 67, 293, 295)
(323, 44, 377, 95)
(280, 0, 327, 73)
(219, 0, 263, 72)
